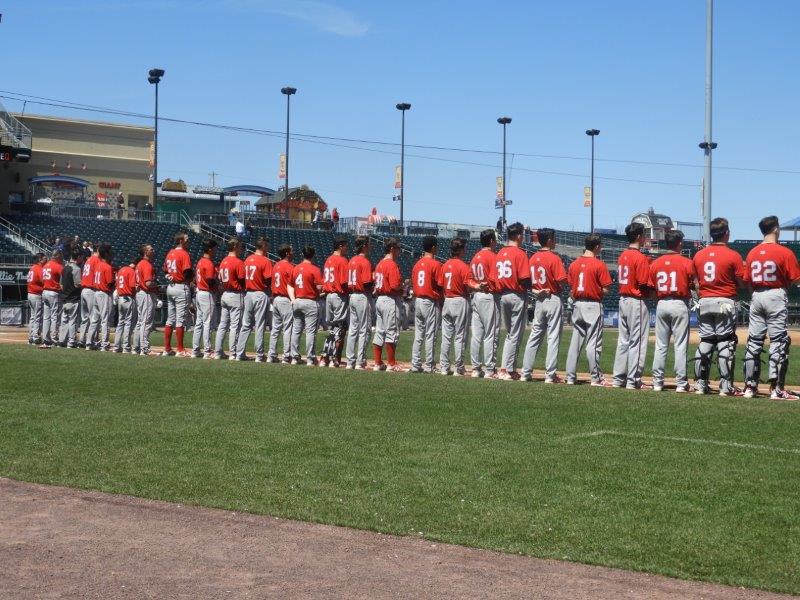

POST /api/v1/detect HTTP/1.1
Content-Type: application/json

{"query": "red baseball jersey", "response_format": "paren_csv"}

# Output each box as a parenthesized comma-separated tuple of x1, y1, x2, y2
(194, 257, 216, 292)
(494, 245, 530, 293)
(412, 256, 442, 300)
(244, 253, 273, 292)
(164, 247, 192, 283)
(291, 261, 323, 300)
(744, 242, 800, 290)
(470, 248, 497, 292)
(617, 248, 651, 298)
(93, 260, 114, 293)
(439, 258, 473, 298)
(347, 254, 373, 293)
(374, 257, 403, 296)
(529, 250, 568, 294)
(116, 265, 137, 296)
(135, 259, 157, 293)
(568, 256, 612, 302)
(649, 253, 696, 299)
(218, 255, 245, 292)
(323, 254, 349, 294)
(80, 255, 98, 289)
(693, 244, 745, 299)
(41, 260, 63, 292)
(271, 259, 294, 296)
(27, 263, 44, 295)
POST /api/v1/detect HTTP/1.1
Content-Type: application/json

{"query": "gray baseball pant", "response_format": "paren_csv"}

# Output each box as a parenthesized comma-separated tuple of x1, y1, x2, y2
(41, 290, 63, 345)
(652, 298, 690, 388)
(440, 296, 469, 374)
(694, 297, 737, 393)
(499, 291, 527, 373)
(237, 290, 270, 359)
(79, 287, 95, 344)
(470, 291, 498, 374)
(522, 294, 563, 379)
(28, 293, 43, 342)
(215, 291, 243, 355)
(411, 297, 440, 371)
(87, 290, 112, 350)
(114, 295, 137, 352)
(566, 300, 604, 384)
(59, 301, 80, 346)
(135, 291, 156, 354)
(291, 298, 319, 360)
(612, 296, 651, 387)
(373, 295, 401, 347)
(744, 288, 789, 389)
(268, 296, 293, 360)
(166, 283, 190, 328)
(191, 290, 216, 355)
(346, 292, 371, 367)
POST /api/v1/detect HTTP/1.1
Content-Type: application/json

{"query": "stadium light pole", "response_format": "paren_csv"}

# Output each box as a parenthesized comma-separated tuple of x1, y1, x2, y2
(147, 68, 165, 205)
(585, 129, 600, 232)
(396, 102, 411, 231)
(281, 86, 297, 216)
(497, 117, 512, 225)
(699, 0, 716, 244)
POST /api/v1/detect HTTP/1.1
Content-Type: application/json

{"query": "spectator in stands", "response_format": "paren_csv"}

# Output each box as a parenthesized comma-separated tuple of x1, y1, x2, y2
(332, 207, 340, 231)
(235, 217, 245, 239)
(245, 218, 255, 239)
(313, 207, 323, 229)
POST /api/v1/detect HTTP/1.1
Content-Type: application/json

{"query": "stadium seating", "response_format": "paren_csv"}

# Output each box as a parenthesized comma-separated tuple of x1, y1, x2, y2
(0, 235, 30, 256)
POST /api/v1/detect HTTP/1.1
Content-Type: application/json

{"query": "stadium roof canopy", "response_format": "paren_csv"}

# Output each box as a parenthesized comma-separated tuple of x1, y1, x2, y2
(780, 216, 800, 229)
(223, 185, 275, 196)
(28, 175, 90, 187)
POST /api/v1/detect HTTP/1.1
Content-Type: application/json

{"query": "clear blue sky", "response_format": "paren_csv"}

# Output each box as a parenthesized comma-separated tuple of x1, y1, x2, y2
(2, 0, 799, 238)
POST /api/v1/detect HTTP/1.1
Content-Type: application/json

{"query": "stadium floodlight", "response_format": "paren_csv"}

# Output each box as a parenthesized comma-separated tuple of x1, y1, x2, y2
(148, 68, 165, 204)
(497, 117, 512, 224)
(396, 103, 411, 230)
(281, 87, 298, 214)
(585, 129, 600, 232)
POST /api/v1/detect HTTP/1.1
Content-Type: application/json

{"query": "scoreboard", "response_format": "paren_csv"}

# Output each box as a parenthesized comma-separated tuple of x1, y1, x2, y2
(0, 149, 12, 162)
(0, 145, 31, 162)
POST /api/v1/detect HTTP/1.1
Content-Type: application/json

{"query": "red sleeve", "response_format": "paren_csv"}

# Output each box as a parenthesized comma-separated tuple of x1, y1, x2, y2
(516, 250, 530, 281)
(390, 263, 402, 291)
(359, 260, 372, 285)
(786, 251, 800, 282)
(263, 259, 273, 280)
(743, 251, 753, 283)
(179, 252, 191, 273)
(599, 262, 613, 287)
(554, 256, 568, 282)
(636, 256, 651, 287)
(337, 260, 348, 286)
(103, 265, 114, 288)
(236, 261, 246, 281)
(734, 255, 746, 280)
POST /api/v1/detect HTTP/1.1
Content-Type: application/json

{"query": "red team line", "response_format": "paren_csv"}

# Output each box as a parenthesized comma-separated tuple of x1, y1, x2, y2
(24, 216, 800, 400)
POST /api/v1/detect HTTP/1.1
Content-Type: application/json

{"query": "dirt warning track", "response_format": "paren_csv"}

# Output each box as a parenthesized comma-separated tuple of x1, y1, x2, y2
(0, 478, 793, 599)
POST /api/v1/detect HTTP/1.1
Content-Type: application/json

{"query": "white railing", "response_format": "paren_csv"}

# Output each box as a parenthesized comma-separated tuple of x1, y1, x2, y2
(0, 100, 32, 149)
(0, 215, 49, 255)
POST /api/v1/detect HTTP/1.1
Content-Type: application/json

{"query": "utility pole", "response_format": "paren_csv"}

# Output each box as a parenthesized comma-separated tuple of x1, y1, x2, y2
(699, 0, 716, 243)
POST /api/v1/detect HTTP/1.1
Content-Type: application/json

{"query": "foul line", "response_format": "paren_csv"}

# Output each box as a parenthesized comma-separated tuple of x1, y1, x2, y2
(560, 430, 800, 455)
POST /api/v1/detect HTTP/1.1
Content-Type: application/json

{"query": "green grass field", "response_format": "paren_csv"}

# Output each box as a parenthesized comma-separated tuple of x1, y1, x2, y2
(1, 340, 799, 594)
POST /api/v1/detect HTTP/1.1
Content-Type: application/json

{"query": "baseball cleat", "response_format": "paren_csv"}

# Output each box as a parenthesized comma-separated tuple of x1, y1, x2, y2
(521, 374, 533, 382)
(407, 366, 424, 373)
(203, 353, 214, 360)
(454, 369, 467, 377)
(306, 359, 317, 366)
(386, 364, 405, 372)
(719, 387, 744, 397)
(484, 372, 500, 380)
(743, 386, 757, 399)
(345, 363, 355, 370)
(111, 348, 122, 353)
(591, 379, 615, 388)
(770, 389, 800, 401)
(652, 385, 663, 392)
(255, 356, 266, 363)
(471, 369, 483, 378)
(161, 350, 176, 357)
(373, 363, 386, 372)
(565, 379, 576, 385)
(38, 343, 53, 349)
(544, 375, 563, 384)
(438, 370, 452, 376)
(496, 370, 520, 381)
(675, 385, 689, 393)
(328, 360, 340, 368)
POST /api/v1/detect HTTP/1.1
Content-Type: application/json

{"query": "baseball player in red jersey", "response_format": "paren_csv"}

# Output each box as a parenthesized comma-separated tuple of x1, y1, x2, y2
(163, 232, 193, 356)
(113, 260, 138, 353)
(345, 236, 373, 369)
(521, 227, 568, 383)
(86, 243, 115, 351)
(438, 238, 483, 375)
(40, 251, 64, 348)
(215, 238, 246, 360)
(290, 245, 323, 364)
(469, 229, 499, 377)
(236, 237, 273, 362)
(612, 222, 653, 389)
(649, 230, 697, 392)
(268, 244, 295, 363)
(565, 234, 613, 385)
(409, 236, 442, 373)
(26, 253, 47, 345)
(135, 244, 159, 356)
(191, 239, 219, 359)
(372, 238, 404, 372)
(78, 246, 99, 347)
(742, 216, 800, 399)
(320, 237, 350, 367)
(495, 222, 531, 380)
(692, 217, 747, 396)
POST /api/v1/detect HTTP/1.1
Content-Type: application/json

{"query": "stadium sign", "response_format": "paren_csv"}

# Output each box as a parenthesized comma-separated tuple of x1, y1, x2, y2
(0, 268, 27, 285)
